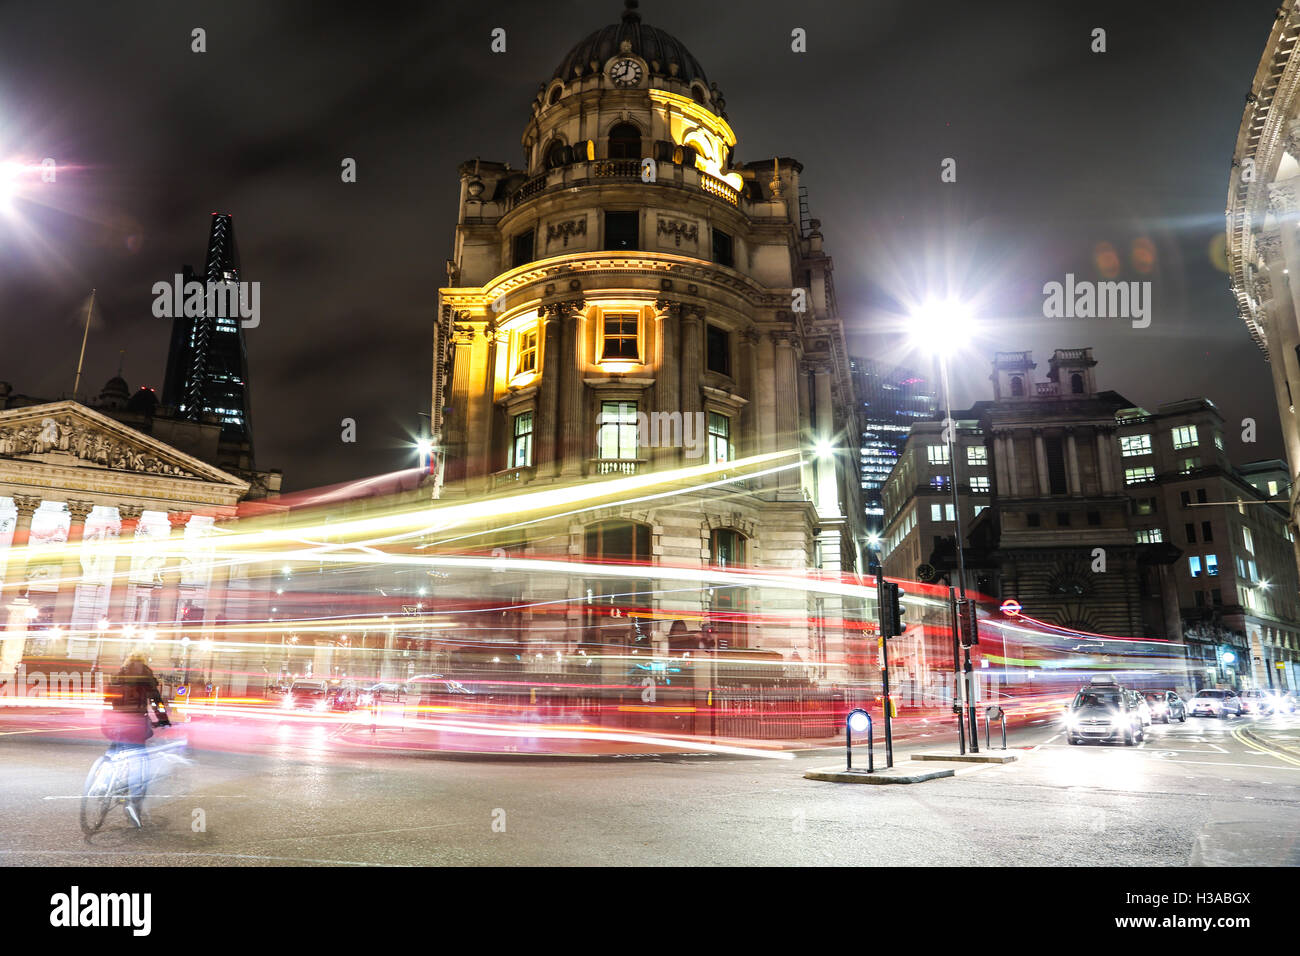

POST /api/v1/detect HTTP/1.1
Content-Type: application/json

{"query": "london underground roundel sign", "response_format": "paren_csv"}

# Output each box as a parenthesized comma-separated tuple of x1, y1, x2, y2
(1000, 599, 1022, 616)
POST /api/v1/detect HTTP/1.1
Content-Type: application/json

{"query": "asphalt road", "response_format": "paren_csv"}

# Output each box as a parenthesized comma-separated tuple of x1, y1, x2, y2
(1, 710, 1298, 865)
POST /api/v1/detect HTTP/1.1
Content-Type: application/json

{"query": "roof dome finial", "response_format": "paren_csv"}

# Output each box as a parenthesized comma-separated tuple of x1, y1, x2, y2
(623, 0, 640, 23)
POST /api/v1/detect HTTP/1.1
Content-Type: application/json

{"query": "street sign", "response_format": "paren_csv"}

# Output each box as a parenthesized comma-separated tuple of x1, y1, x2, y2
(1000, 599, 1021, 616)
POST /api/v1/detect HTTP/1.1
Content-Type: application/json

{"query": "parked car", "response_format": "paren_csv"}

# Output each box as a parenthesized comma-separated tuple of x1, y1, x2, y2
(1143, 690, 1186, 723)
(1066, 680, 1144, 745)
(1239, 689, 1275, 716)
(285, 678, 331, 711)
(1188, 688, 1242, 718)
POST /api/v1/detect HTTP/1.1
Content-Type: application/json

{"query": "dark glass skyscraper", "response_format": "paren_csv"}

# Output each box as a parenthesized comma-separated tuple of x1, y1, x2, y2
(162, 213, 256, 464)
(850, 357, 938, 540)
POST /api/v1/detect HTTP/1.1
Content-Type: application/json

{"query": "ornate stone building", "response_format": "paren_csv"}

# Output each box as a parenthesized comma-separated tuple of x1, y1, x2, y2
(1227, 4, 1300, 581)
(0, 397, 272, 685)
(431, 2, 863, 665)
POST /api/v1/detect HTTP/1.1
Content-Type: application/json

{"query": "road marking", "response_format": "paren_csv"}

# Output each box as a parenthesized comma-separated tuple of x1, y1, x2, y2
(1231, 727, 1300, 768)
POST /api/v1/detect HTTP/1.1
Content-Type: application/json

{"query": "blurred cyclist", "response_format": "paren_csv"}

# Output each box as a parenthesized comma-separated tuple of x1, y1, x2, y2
(102, 653, 170, 827)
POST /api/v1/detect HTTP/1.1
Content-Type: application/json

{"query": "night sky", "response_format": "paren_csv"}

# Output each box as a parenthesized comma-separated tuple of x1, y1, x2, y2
(0, 0, 1285, 490)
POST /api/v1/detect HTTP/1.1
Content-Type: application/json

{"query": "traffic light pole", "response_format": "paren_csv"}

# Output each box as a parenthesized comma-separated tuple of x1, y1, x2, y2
(948, 586, 966, 756)
(876, 567, 894, 769)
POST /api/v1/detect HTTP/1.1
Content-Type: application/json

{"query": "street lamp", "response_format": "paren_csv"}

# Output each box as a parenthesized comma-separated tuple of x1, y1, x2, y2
(909, 297, 978, 749)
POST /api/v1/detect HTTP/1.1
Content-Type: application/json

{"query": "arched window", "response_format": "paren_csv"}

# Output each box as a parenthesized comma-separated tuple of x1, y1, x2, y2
(690, 85, 706, 104)
(1070, 373, 1084, 394)
(1010, 376, 1024, 397)
(544, 140, 568, 169)
(583, 520, 652, 649)
(548, 85, 562, 106)
(607, 122, 641, 160)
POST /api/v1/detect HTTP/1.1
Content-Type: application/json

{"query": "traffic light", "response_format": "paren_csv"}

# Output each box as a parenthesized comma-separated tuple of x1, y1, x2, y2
(880, 581, 906, 638)
(958, 598, 979, 646)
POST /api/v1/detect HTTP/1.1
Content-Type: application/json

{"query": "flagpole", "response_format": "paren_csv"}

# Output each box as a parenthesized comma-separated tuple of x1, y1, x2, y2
(72, 288, 96, 400)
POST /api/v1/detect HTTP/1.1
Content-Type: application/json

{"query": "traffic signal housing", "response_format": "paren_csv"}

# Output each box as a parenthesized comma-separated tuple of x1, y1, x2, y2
(958, 598, 980, 646)
(880, 581, 906, 639)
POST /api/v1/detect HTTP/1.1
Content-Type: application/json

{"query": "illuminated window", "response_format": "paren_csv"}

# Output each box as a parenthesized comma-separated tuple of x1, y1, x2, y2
(597, 401, 639, 460)
(1205, 554, 1219, 576)
(970, 476, 990, 492)
(1189, 556, 1202, 578)
(930, 504, 942, 521)
(927, 444, 950, 465)
(1135, 529, 1163, 543)
(1124, 466, 1155, 484)
(1171, 425, 1199, 450)
(601, 313, 640, 361)
(707, 412, 733, 463)
(966, 446, 988, 466)
(1179, 456, 1200, 474)
(1243, 527, 1255, 553)
(1120, 434, 1152, 457)
(515, 327, 539, 376)
(510, 411, 533, 468)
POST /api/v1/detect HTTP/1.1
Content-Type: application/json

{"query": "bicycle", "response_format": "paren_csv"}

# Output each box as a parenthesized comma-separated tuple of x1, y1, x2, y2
(80, 714, 184, 835)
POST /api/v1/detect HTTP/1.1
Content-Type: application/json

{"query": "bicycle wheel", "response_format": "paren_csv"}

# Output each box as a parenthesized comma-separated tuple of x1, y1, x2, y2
(79, 756, 118, 835)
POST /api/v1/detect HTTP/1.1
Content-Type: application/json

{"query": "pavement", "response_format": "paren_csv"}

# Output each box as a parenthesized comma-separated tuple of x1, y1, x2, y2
(1, 708, 1298, 865)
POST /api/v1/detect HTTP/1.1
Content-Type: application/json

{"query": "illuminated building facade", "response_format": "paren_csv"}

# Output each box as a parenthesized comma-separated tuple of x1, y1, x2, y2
(162, 213, 257, 470)
(850, 358, 937, 549)
(432, 2, 864, 666)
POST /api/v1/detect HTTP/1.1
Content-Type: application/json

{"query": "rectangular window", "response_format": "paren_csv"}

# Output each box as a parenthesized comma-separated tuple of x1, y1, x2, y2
(1214, 433, 1225, 452)
(1120, 434, 1152, 457)
(1087, 511, 1101, 526)
(945, 503, 955, 521)
(510, 411, 534, 468)
(597, 401, 638, 460)
(1237, 555, 1246, 578)
(1242, 526, 1255, 553)
(1125, 466, 1155, 484)
(1189, 556, 1202, 578)
(931, 504, 943, 522)
(601, 313, 640, 361)
(1180, 491, 1191, 508)
(1269, 480, 1280, 497)
(706, 325, 731, 376)
(966, 446, 988, 466)
(707, 412, 733, 463)
(604, 211, 639, 251)
(930, 475, 949, 491)
(1201, 521, 1213, 542)
(1247, 559, 1257, 582)
(711, 228, 734, 268)
(1206, 554, 1219, 576)
(1185, 522, 1196, 544)
(1135, 529, 1164, 543)
(1134, 497, 1156, 516)
(1179, 456, 1200, 474)
(1026, 513, 1041, 527)
(515, 326, 539, 376)
(970, 475, 990, 492)
(1045, 436, 1067, 494)
(1196, 488, 1207, 504)
(1195, 591, 1206, 608)
(1211, 588, 1222, 607)
(1056, 511, 1071, 527)
(927, 444, 950, 465)
(974, 505, 987, 517)
(512, 229, 535, 269)
(1172, 425, 1199, 450)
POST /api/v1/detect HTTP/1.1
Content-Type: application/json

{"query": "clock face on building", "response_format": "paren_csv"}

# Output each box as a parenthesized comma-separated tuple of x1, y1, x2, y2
(609, 58, 643, 87)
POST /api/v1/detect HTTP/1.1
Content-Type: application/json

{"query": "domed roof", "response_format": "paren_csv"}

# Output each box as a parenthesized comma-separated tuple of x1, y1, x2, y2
(553, 0, 709, 89)
(98, 375, 130, 408)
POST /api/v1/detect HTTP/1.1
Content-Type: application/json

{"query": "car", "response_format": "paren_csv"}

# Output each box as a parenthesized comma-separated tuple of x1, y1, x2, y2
(1239, 689, 1275, 716)
(1188, 688, 1242, 718)
(1065, 681, 1144, 746)
(1127, 690, 1153, 728)
(285, 678, 331, 711)
(1274, 691, 1298, 715)
(405, 675, 485, 718)
(1143, 690, 1186, 723)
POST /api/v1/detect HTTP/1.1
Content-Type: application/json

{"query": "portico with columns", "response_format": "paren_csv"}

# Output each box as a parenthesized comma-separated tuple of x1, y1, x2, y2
(0, 401, 248, 679)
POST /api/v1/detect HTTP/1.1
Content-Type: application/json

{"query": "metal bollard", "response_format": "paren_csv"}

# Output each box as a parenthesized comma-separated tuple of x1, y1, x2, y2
(984, 704, 1007, 750)
(846, 708, 873, 773)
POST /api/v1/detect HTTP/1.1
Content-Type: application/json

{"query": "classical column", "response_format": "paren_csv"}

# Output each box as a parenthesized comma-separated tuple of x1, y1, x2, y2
(772, 331, 800, 492)
(52, 499, 94, 657)
(445, 324, 475, 485)
(559, 301, 588, 477)
(1096, 428, 1115, 494)
(1065, 427, 1082, 495)
(652, 299, 681, 468)
(738, 329, 758, 459)
(1033, 429, 1050, 496)
(154, 511, 190, 643)
(1003, 433, 1019, 497)
(992, 432, 1009, 494)
(680, 308, 704, 422)
(813, 364, 840, 517)
(538, 306, 564, 476)
(105, 505, 143, 634)
(1, 495, 41, 676)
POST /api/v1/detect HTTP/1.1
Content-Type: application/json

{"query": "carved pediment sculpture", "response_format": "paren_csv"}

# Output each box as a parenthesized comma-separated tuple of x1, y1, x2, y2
(0, 413, 194, 478)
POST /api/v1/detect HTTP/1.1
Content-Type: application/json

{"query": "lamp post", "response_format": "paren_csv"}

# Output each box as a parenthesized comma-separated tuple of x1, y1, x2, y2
(910, 299, 979, 750)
